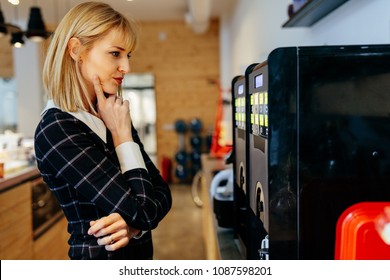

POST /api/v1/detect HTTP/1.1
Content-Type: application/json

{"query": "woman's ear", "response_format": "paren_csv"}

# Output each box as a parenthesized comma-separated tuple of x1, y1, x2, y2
(68, 37, 82, 62)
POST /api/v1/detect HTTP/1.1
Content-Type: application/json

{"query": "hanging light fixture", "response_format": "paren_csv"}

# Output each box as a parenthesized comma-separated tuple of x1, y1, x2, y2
(2, 0, 50, 47)
(26, 6, 48, 42)
(8, 0, 24, 47)
(11, 30, 24, 47)
(0, 2, 8, 37)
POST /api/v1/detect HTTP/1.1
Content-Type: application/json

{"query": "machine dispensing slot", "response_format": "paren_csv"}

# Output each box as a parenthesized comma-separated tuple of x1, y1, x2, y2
(239, 162, 246, 194)
(254, 136, 265, 152)
(256, 182, 265, 224)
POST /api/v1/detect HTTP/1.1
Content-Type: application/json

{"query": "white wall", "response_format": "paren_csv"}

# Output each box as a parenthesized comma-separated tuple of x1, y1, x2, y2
(0, 78, 17, 132)
(220, 0, 390, 88)
(13, 41, 45, 138)
(308, 0, 390, 45)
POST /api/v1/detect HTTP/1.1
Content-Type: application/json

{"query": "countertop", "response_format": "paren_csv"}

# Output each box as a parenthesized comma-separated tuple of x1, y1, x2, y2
(0, 165, 40, 193)
(200, 154, 245, 260)
(216, 226, 245, 259)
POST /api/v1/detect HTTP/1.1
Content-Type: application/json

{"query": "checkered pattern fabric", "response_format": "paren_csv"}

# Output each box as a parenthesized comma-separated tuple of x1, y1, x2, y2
(34, 108, 172, 259)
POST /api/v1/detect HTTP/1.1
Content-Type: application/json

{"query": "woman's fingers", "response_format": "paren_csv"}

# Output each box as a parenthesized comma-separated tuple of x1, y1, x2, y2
(89, 213, 141, 251)
(93, 75, 106, 105)
(105, 236, 130, 251)
(115, 95, 123, 104)
(97, 234, 115, 246)
(96, 228, 132, 251)
(88, 213, 125, 237)
(88, 215, 113, 236)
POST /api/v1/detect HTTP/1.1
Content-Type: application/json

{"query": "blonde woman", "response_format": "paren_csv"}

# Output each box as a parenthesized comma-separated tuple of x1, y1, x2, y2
(34, 1, 172, 260)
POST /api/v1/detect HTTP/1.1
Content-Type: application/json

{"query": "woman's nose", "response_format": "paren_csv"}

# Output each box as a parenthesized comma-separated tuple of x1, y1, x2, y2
(119, 59, 130, 73)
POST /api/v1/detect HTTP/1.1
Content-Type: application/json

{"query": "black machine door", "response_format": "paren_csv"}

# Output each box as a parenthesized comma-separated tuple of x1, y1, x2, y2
(267, 44, 390, 260)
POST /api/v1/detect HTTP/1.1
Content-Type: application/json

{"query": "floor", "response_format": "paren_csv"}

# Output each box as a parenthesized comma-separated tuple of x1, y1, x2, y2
(151, 184, 206, 260)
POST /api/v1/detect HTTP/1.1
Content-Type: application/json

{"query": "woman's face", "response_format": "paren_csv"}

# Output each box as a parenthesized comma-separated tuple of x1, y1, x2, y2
(80, 29, 131, 101)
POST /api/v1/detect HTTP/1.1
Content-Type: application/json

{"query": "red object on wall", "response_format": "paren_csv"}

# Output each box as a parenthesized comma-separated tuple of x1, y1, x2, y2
(161, 156, 172, 183)
(335, 202, 390, 260)
(209, 81, 232, 158)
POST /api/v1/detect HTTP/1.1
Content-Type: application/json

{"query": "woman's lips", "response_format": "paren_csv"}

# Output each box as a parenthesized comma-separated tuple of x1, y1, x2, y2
(114, 78, 123, 85)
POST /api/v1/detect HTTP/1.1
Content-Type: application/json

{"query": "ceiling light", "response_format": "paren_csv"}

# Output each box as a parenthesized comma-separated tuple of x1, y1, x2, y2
(2, 2, 50, 47)
(8, 0, 20, 5)
(26, 7, 48, 42)
(11, 31, 24, 48)
(0, 10, 7, 37)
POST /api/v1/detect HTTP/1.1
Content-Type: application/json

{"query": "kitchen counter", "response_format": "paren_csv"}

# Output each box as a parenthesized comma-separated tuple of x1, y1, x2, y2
(200, 154, 244, 260)
(216, 226, 245, 259)
(0, 165, 41, 193)
(0, 164, 69, 259)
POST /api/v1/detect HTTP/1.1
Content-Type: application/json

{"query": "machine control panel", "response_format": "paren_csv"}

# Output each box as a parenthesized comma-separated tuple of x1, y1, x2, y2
(250, 73, 268, 138)
(235, 83, 246, 130)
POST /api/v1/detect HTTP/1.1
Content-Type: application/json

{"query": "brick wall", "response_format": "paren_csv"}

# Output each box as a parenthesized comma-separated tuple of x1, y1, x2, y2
(131, 19, 220, 182)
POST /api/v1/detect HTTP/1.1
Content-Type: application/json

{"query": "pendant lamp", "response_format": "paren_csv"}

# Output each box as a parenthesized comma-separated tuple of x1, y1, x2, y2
(11, 31, 24, 48)
(0, 4, 8, 37)
(25, 7, 48, 42)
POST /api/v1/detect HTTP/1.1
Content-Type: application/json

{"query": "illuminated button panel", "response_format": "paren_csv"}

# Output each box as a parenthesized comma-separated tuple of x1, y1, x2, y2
(251, 91, 268, 137)
(235, 84, 246, 130)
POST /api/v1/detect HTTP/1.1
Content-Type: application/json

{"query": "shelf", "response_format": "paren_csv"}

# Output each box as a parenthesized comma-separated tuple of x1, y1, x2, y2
(283, 0, 349, 27)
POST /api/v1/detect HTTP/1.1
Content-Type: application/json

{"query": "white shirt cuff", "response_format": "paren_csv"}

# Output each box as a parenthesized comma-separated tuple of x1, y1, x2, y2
(115, 142, 146, 172)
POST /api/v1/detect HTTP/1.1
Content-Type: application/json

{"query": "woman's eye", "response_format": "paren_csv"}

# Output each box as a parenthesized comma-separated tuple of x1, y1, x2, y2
(127, 54, 132, 59)
(111, 51, 120, 57)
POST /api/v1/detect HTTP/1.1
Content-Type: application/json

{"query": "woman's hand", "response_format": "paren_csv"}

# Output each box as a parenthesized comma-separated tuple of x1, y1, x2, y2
(88, 212, 141, 251)
(93, 75, 133, 147)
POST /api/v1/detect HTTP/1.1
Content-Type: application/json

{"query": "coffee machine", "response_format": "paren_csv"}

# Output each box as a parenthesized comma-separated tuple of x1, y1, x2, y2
(231, 74, 249, 258)
(232, 68, 268, 260)
(235, 44, 390, 260)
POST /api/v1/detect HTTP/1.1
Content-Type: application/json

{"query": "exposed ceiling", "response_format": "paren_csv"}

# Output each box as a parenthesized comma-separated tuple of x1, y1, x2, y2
(1, 0, 237, 30)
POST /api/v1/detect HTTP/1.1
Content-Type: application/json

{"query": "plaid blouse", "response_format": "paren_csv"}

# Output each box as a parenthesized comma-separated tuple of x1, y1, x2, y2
(34, 103, 172, 260)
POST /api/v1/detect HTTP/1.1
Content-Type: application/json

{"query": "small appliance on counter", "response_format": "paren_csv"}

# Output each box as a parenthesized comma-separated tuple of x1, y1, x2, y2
(210, 167, 234, 228)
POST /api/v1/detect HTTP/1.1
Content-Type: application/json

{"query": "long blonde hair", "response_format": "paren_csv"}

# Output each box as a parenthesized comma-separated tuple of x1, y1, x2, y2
(43, 1, 138, 115)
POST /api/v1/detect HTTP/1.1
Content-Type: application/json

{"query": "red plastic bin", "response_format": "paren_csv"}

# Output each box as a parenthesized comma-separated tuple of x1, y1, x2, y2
(335, 202, 390, 260)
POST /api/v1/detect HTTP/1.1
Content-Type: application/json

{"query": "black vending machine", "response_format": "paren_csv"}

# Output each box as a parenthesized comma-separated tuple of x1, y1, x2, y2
(232, 68, 268, 260)
(238, 44, 390, 260)
(232, 74, 249, 258)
